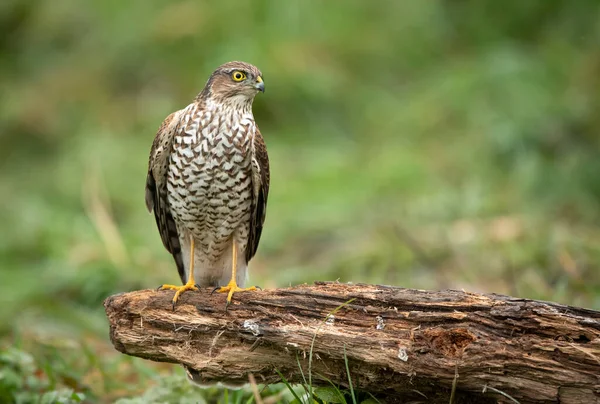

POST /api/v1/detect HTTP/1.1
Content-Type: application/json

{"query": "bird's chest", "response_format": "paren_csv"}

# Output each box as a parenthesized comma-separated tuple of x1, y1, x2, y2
(167, 110, 255, 233)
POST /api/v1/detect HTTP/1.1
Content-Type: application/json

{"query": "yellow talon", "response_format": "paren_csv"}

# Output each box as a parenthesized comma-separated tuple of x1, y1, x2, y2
(215, 280, 257, 306)
(213, 239, 259, 309)
(158, 238, 199, 310)
(158, 282, 199, 309)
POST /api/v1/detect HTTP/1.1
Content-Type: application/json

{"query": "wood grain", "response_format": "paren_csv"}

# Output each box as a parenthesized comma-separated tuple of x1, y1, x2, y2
(104, 282, 600, 403)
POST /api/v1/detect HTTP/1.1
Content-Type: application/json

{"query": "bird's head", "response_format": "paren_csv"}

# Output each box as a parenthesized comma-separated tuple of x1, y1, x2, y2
(199, 61, 264, 105)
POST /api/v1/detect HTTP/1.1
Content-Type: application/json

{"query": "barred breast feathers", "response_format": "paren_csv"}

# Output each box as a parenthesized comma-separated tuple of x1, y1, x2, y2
(167, 99, 256, 241)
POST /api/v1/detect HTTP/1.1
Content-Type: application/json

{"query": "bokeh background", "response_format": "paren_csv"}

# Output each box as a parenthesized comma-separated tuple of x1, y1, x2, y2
(1, 0, 600, 402)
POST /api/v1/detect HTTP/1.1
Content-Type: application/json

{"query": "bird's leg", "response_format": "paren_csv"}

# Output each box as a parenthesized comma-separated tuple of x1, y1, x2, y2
(158, 238, 199, 310)
(212, 239, 257, 309)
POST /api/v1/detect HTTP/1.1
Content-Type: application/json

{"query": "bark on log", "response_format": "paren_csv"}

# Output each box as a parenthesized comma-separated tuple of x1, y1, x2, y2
(104, 282, 600, 404)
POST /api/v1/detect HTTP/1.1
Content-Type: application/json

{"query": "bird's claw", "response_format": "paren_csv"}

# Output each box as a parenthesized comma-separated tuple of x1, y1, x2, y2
(157, 282, 199, 310)
(212, 281, 260, 311)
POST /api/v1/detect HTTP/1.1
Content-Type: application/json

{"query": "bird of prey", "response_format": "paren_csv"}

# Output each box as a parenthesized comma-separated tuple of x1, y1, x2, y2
(145, 61, 269, 309)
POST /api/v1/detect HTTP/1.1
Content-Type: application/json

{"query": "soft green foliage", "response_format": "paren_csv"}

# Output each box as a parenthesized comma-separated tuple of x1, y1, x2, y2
(313, 387, 378, 404)
(1, 0, 599, 402)
(313, 388, 345, 404)
(0, 346, 86, 404)
(113, 373, 286, 404)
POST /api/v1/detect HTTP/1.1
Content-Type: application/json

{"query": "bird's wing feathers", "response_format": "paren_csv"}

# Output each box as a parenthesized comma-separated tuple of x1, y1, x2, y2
(246, 128, 270, 263)
(145, 111, 186, 282)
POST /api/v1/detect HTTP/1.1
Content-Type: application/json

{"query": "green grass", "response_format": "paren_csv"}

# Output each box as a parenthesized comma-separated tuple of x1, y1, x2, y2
(1, 0, 600, 402)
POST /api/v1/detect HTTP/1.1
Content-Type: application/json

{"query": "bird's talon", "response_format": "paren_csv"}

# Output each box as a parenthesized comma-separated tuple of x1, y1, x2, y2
(214, 280, 258, 309)
(157, 282, 199, 309)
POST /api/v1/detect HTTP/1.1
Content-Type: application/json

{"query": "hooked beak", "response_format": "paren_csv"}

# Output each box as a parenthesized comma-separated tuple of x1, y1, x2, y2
(255, 76, 265, 93)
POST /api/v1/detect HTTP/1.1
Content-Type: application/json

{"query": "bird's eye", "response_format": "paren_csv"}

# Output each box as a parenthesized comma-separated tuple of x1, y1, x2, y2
(232, 71, 247, 82)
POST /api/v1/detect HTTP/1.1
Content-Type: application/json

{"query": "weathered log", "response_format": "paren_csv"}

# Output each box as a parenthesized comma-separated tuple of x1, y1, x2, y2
(104, 282, 600, 404)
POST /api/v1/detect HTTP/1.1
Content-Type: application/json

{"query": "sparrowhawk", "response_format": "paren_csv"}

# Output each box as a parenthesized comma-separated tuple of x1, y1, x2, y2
(145, 61, 269, 309)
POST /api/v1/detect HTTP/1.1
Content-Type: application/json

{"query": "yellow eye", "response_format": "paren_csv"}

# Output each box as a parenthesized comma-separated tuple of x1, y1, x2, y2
(232, 71, 247, 82)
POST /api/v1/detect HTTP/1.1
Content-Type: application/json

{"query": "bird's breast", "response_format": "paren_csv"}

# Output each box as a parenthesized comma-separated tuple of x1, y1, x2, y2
(167, 105, 255, 243)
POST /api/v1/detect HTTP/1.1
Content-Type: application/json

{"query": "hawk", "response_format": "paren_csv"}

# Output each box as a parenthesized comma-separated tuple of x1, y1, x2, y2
(145, 61, 269, 309)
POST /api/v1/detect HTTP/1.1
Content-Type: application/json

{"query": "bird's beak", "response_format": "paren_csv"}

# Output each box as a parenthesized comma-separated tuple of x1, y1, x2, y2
(255, 76, 265, 93)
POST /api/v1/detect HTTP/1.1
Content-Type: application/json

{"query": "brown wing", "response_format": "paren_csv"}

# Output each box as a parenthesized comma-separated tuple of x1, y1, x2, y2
(145, 111, 186, 283)
(246, 128, 270, 263)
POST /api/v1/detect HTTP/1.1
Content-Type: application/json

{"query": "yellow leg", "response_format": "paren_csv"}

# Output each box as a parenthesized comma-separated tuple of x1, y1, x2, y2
(158, 238, 199, 310)
(213, 239, 258, 308)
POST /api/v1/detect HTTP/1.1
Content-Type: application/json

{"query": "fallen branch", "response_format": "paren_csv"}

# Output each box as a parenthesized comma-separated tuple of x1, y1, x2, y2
(104, 282, 600, 404)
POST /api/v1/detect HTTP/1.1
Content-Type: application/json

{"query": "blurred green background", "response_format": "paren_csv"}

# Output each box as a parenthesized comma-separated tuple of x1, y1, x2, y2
(1, 0, 600, 402)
